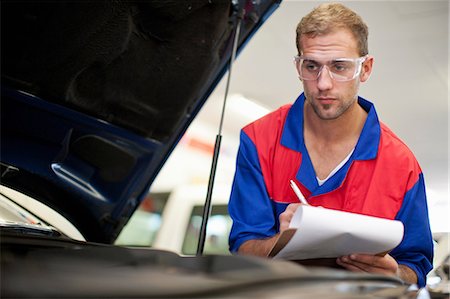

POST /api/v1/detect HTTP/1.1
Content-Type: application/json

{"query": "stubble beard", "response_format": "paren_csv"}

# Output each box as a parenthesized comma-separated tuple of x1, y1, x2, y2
(309, 96, 356, 121)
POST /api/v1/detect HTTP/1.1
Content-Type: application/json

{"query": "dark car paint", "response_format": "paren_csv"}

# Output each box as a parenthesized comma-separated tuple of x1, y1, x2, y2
(1, 0, 280, 243)
(1, 230, 409, 298)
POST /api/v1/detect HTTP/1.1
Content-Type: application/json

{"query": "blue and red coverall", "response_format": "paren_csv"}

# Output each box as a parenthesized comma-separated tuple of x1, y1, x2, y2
(228, 93, 433, 287)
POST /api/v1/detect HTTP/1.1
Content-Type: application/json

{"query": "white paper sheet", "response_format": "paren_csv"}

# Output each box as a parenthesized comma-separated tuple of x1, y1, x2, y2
(272, 205, 404, 260)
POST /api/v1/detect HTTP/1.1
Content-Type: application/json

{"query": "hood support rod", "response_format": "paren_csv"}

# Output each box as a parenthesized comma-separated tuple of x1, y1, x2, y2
(196, 8, 244, 256)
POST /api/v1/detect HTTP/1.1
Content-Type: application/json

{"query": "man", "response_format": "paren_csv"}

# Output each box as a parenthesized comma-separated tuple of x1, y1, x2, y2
(228, 2, 433, 287)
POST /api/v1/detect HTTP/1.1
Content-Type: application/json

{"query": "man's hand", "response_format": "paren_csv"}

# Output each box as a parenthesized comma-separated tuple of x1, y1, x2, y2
(239, 203, 302, 256)
(279, 203, 301, 231)
(238, 236, 278, 257)
(336, 253, 398, 276)
(336, 253, 418, 284)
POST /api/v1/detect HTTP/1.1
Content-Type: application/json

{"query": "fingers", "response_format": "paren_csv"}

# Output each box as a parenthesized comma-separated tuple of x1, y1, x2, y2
(286, 203, 302, 213)
(356, 253, 398, 272)
(336, 254, 398, 276)
(279, 203, 301, 232)
(337, 256, 380, 273)
(350, 254, 379, 268)
(336, 258, 365, 272)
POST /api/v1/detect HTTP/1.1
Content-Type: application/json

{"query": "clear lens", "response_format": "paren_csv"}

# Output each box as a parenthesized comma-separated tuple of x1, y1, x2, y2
(294, 56, 366, 81)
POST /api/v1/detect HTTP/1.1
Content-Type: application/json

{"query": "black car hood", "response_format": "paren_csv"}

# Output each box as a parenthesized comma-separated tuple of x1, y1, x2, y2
(1, 0, 281, 243)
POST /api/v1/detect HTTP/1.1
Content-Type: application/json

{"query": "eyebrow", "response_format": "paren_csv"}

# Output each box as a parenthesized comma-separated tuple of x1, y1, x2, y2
(302, 57, 355, 60)
(301, 57, 357, 64)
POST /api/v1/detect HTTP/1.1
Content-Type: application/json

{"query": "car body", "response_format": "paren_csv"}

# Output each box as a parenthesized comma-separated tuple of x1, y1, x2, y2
(0, 1, 440, 298)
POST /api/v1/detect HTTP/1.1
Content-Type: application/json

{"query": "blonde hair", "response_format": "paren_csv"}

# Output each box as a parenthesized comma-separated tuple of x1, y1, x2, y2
(296, 3, 369, 56)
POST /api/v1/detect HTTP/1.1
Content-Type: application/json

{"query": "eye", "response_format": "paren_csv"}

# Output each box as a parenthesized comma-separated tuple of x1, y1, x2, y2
(303, 60, 320, 71)
(331, 61, 352, 72)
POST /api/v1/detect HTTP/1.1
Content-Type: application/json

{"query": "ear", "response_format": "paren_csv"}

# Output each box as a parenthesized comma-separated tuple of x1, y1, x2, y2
(360, 55, 374, 82)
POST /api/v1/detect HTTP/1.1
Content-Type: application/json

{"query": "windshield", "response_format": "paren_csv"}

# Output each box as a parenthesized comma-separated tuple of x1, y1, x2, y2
(0, 191, 45, 225)
(0, 185, 85, 241)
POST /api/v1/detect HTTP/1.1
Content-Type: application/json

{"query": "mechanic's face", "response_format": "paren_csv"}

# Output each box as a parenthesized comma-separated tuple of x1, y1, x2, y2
(298, 29, 372, 120)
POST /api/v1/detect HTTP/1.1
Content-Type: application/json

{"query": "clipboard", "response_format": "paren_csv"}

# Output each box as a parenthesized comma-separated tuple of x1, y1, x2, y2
(267, 205, 404, 261)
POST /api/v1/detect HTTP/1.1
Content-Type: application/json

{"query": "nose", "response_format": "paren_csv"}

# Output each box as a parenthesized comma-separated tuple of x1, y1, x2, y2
(316, 65, 333, 90)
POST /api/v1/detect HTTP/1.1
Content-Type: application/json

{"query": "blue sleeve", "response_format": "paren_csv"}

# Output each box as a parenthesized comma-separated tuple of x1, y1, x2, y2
(391, 173, 434, 288)
(228, 130, 278, 253)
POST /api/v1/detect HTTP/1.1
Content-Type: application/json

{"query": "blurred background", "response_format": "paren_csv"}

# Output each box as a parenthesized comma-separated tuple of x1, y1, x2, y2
(117, 1, 448, 257)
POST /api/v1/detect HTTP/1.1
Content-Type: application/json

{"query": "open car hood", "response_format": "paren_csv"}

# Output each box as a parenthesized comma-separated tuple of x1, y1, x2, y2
(1, 0, 281, 243)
